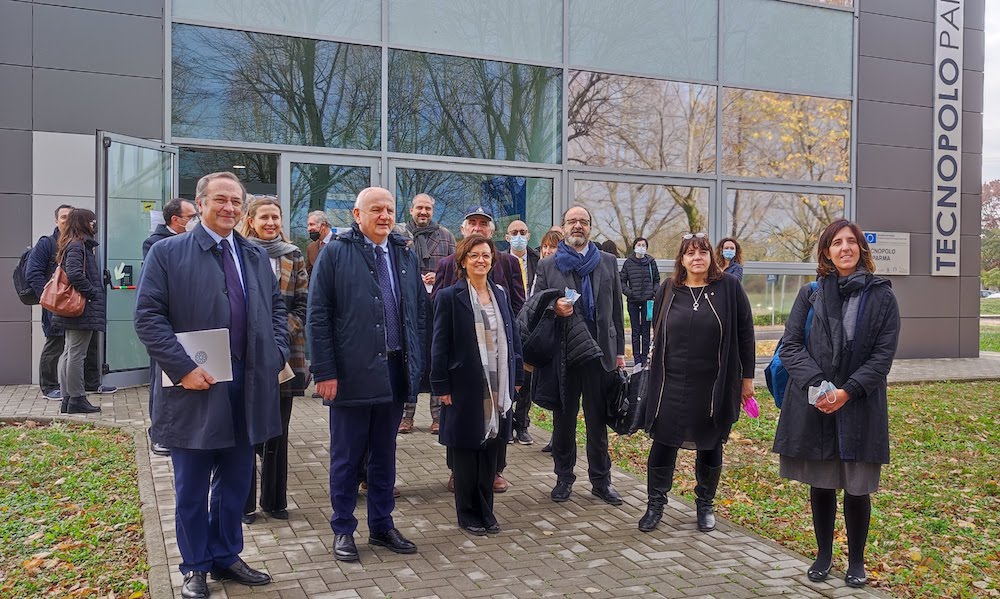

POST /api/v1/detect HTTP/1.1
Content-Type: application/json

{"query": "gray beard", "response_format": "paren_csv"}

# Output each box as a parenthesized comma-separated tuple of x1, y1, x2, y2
(567, 235, 588, 248)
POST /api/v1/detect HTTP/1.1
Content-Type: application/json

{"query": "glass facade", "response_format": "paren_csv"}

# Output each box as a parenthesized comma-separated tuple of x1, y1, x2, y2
(172, 0, 381, 42)
(725, 189, 846, 263)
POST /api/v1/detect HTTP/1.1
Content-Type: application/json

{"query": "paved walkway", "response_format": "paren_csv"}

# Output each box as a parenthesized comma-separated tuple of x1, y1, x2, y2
(28, 350, 1000, 599)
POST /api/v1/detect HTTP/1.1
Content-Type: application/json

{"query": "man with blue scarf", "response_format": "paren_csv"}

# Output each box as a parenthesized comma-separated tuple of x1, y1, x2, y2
(532, 205, 626, 506)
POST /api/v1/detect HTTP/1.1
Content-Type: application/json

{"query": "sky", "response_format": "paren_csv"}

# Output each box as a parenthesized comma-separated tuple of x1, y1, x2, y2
(983, 3, 1000, 182)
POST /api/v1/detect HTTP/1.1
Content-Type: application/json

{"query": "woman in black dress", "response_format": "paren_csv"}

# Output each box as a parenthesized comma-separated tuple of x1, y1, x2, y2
(640, 233, 755, 533)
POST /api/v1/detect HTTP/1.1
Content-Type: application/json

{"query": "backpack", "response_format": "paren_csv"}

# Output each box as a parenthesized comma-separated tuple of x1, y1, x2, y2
(12, 245, 39, 305)
(765, 281, 818, 408)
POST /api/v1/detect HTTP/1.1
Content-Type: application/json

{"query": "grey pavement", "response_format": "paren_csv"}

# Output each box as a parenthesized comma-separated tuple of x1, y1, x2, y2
(20, 352, 1000, 598)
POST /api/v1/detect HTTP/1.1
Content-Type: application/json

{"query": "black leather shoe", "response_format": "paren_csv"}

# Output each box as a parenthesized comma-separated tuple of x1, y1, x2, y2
(461, 524, 487, 536)
(210, 558, 270, 586)
(541, 442, 552, 453)
(807, 561, 832, 582)
(845, 573, 868, 588)
(485, 523, 501, 534)
(550, 481, 572, 502)
(269, 509, 289, 520)
(181, 571, 209, 598)
(66, 396, 100, 414)
(241, 512, 256, 525)
(591, 485, 623, 506)
(334, 534, 359, 561)
(151, 442, 171, 457)
(369, 528, 417, 554)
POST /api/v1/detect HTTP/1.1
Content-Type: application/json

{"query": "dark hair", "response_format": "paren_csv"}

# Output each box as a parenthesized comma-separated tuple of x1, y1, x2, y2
(671, 234, 723, 287)
(632, 237, 648, 250)
(816, 219, 875, 277)
(455, 234, 496, 279)
(540, 230, 563, 248)
(715, 237, 743, 266)
(57, 208, 97, 263)
(599, 239, 620, 257)
(54, 204, 74, 219)
(163, 198, 193, 225)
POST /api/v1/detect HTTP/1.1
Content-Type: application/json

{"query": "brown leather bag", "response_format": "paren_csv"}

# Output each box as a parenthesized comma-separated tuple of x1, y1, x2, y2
(40, 258, 86, 318)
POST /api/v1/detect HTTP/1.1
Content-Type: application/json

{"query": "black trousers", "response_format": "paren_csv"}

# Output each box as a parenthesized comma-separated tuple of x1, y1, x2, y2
(447, 414, 509, 473)
(452, 435, 503, 529)
(626, 301, 651, 365)
(246, 395, 294, 514)
(552, 361, 612, 487)
(512, 370, 533, 432)
(40, 332, 101, 393)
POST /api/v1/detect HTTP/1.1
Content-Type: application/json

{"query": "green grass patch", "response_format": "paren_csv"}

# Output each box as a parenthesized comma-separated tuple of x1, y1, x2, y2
(531, 381, 1000, 598)
(981, 325, 1000, 352)
(980, 298, 1000, 315)
(0, 421, 148, 598)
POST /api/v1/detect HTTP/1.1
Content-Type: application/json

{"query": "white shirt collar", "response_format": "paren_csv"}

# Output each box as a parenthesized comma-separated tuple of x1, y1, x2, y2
(322, 229, 334, 244)
(203, 225, 235, 248)
(364, 235, 389, 252)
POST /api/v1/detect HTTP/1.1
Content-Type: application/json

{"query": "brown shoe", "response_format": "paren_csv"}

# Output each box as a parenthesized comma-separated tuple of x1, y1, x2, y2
(446, 473, 455, 493)
(398, 417, 414, 434)
(493, 473, 509, 493)
(393, 486, 401, 498)
(430, 419, 439, 434)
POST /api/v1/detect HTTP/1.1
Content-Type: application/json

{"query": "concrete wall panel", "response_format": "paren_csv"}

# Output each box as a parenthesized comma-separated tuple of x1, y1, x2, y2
(32, 0, 162, 18)
(858, 56, 933, 107)
(860, 0, 933, 23)
(857, 101, 931, 150)
(33, 69, 163, 138)
(32, 132, 95, 198)
(895, 317, 959, 359)
(0, 257, 32, 321)
(959, 317, 979, 358)
(964, 27, 985, 72)
(0, 321, 32, 385)
(961, 193, 981, 236)
(859, 13, 933, 65)
(963, 111, 983, 155)
(963, 70, 983, 114)
(0, 0, 33, 67)
(856, 144, 933, 192)
(960, 235, 980, 277)
(892, 275, 960, 318)
(0, 129, 32, 194)
(959, 276, 981, 318)
(0, 64, 32, 130)
(855, 188, 928, 233)
(0, 194, 31, 257)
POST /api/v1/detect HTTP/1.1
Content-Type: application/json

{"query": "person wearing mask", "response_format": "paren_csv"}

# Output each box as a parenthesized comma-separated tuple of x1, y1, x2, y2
(432, 234, 523, 535)
(52, 209, 107, 415)
(619, 237, 660, 367)
(239, 196, 309, 524)
(773, 220, 899, 588)
(305, 210, 334, 276)
(640, 232, 755, 534)
(505, 220, 538, 445)
(716, 237, 744, 281)
(532, 206, 626, 506)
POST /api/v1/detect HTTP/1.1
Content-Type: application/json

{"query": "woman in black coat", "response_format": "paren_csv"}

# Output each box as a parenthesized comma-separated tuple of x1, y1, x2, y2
(620, 237, 660, 366)
(773, 220, 899, 588)
(431, 235, 523, 536)
(641, 233, 755, 534)
(52, 209, 106, 415)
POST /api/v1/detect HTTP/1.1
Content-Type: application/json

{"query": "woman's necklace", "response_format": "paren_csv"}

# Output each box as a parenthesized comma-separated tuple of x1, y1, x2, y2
(689, 284, 706, 311)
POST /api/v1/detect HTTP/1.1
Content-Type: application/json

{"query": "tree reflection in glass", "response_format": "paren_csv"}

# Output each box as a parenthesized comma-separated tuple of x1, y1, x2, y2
(726, 189, 845, 263)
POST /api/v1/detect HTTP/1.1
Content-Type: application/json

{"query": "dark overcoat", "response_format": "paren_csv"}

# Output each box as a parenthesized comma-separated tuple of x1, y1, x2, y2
(773, 277, 899, 464)
(431, 252, 526, 316)
(307, 224, 426, 407)
(25, 229, 61, 337)
(142, 224, 175, 258)
(134, 224, 289, 450)
(431, 279, 523, 449)
(51, 237, 107, 332)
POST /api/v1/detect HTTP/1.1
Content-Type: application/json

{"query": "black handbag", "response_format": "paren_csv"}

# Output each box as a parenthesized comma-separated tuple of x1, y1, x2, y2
(609, 367, 649, 436)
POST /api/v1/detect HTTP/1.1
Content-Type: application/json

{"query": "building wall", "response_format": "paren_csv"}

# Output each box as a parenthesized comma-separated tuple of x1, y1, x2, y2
(0, 0, 164, 384)
(855, 0, 984, 358)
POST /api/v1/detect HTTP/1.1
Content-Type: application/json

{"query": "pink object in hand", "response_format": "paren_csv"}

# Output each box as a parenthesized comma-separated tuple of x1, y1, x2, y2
(742, 396, 760, 419)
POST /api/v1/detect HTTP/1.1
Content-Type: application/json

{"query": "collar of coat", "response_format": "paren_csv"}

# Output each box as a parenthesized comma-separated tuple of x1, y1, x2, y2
(338, 223, 410, 249)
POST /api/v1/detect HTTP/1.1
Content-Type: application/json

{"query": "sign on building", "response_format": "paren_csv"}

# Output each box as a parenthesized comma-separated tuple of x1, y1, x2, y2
(931, 0, 963, 276)
(865, 231, 910, 276)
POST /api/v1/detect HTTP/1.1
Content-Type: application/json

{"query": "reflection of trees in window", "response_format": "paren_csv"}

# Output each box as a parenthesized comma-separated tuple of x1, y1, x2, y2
(727, 190, 844, 263)
(388, 50, 562, 163)
(575, 181, 709, 258)
(288, 164, 371, 249)
(171, 24, 380, 150)
(178, 149, 278, 199)
(722, 89, 850, 183)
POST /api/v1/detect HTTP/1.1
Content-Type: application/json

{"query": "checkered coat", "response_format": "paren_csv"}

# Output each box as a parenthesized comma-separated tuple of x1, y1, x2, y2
(276, 250, 310, 398)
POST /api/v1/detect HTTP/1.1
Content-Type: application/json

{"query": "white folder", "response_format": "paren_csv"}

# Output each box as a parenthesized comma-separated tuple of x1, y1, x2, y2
(162, 328, 234, 387)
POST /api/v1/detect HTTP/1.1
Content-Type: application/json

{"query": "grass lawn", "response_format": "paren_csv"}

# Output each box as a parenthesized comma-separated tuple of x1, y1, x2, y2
(531, 380, 1000, 598)
(980, 299, 1000, 315)
(981, 322, 1000, 352)
(0, 421, 147, 598)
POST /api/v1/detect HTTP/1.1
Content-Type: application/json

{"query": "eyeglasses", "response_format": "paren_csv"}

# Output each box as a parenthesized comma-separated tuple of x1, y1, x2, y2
(508, 229, 528, 236)
(682, 232, 707, 240)
(564, 219, 591, 227)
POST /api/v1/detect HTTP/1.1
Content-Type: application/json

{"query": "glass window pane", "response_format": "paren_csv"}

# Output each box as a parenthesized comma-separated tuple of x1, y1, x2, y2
(723, 0, 853, 97)
(288, 163, 372, 250)
(721, 88, 851, 183)
(388, 50, 562, 164)
(573, 179, 710, 258)
(172, 0, 381, 42)
(725, 189, 845, 263)
(171, 24, 380, 150)
(568, 71, 716, 174)
(388, 0, 562, 64)
(742, 273, 814, 358)
(178, 148, 278, 200)
(569, 0, 717, 81)
(395, 168, 553, 248)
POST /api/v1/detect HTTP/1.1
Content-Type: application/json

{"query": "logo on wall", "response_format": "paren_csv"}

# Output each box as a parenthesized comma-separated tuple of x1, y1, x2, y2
(931, 0, 964, 276)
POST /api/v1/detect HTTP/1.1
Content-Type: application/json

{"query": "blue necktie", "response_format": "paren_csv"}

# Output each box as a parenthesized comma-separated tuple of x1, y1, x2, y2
(220, 239, 247, 360)
(374, 246, 402, 351)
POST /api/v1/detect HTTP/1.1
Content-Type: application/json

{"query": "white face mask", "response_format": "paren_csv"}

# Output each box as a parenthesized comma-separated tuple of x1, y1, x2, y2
(634, 246, 647, 257)
(184, 216, 200, 233)
(509, 234, 528, 251)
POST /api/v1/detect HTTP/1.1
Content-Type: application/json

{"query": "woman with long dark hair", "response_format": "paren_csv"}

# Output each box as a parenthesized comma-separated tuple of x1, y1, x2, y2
(715, 237, 744, 281)
(773, 219, 899, 588)
(53, 208, 105, 414)
(640, 233, 755, 533)
(620, 237, 660, 366)
(239, 196, 309, 522)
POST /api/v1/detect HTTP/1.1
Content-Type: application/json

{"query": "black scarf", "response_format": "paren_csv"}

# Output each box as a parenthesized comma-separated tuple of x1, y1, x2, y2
(821, 269, 871, 380)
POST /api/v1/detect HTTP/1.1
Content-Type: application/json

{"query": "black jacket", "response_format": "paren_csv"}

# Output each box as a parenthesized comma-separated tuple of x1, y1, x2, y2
(431, 279, 523, 449)
(25, 229, 61, 336)
(142, 224, 176, 258)
(307, 224, 427, 408)
(773, 277, 899, 464)
(620, 255, 660, 303)
(51, 237, 106, 332)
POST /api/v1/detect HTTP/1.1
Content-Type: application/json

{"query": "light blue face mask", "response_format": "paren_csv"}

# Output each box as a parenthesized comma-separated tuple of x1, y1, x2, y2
(722, 248, 736, 260)
(509, 235, 528, 251)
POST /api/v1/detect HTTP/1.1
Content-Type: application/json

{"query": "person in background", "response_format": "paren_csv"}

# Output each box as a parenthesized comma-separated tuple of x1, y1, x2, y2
(52, 209, 107, 415)
(530, 230, 563, 297)
(239, 196, 309, 524)
(619, 237, 660, 367)
(505, 219, 538, 445)
(432, 234, 523, 536)
(305, 210, 334, 276)
(716, 237, 744, 281)
(599, 239, 621, 258)
(641, 233, 755, 534)
(773, 219, 899, 588)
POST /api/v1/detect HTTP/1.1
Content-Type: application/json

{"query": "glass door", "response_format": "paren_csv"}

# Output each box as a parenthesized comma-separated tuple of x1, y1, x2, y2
(97, 131, 178, 387)
(278, 153, 381, 251)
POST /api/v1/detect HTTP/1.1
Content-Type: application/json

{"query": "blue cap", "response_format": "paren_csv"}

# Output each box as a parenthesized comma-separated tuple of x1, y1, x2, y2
(464, 206, 493, 221)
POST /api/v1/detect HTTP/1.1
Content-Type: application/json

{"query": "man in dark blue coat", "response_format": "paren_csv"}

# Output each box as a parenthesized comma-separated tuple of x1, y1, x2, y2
(135, 172, 289, 599)
(308, 186, 426, 563)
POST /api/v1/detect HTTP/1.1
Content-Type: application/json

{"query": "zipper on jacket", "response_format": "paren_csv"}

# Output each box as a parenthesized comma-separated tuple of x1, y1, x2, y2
(652, 293, 675, 422)
(704, 293, 724, 418)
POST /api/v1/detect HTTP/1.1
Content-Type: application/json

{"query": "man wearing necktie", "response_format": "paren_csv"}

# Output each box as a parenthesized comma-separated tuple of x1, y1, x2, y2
(308, 187, 426, 562)
(135, 172, 289, 599)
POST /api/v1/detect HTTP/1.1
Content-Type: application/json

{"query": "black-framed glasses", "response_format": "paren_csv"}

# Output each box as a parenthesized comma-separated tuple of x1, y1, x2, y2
(682, 232, 707, 240)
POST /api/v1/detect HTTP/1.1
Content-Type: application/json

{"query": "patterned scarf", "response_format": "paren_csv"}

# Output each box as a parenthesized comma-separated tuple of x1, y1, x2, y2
(469, 283, 510, 443)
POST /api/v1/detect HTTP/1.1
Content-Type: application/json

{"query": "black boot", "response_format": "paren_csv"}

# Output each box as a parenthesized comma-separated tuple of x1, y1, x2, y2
(66, 396, 100, 414)
(638, 465, 673, 532)
(60, 395, 70, 414)
(694, 459, 722, 532)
